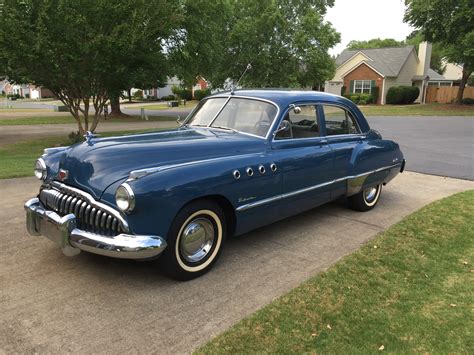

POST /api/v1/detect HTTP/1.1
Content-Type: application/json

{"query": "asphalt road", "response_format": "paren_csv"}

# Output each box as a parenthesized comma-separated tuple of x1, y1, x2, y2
(1, 173, 473, 353)
(367, 116, 474, 180)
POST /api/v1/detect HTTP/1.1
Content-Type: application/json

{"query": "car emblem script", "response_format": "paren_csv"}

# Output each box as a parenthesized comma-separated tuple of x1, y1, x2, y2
(58, 169, 69, 181)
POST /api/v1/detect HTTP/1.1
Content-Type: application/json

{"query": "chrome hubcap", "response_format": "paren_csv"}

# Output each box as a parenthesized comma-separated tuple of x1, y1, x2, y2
(180, 217, 215, 263)
(364, 186, 378, 202)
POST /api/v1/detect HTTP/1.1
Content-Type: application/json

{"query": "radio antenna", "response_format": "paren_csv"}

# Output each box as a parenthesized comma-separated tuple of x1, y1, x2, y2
(231, 63, 252, 94)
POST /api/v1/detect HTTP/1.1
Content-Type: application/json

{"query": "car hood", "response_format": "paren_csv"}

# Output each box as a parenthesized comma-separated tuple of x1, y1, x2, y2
(56, 127, 266, 199)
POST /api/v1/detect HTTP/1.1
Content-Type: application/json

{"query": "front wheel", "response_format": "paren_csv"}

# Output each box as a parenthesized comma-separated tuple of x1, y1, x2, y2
(160, 200, 226, 280)
(348, 184, 382, 212)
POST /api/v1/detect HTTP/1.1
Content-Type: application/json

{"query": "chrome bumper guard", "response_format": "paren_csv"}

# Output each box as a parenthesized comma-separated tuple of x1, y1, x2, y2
(24, 198, 167, 259)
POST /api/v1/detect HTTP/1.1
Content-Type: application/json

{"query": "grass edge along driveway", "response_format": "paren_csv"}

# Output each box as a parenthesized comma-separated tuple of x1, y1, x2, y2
(197, 190, 474, 354)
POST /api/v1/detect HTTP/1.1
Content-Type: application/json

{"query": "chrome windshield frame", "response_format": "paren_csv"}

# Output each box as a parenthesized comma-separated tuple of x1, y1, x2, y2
(186, 95, 280, 140)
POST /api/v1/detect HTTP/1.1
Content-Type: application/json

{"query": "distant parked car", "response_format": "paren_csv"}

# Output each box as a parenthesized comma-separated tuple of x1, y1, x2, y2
(25, 90, 405, 280)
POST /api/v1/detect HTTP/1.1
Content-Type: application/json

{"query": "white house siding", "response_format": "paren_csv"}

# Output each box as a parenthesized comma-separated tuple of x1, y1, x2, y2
(382, 52, 422, 103)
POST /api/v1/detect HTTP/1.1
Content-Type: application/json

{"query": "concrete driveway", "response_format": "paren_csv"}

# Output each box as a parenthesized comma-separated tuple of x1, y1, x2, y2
(1, 172, 473, 353)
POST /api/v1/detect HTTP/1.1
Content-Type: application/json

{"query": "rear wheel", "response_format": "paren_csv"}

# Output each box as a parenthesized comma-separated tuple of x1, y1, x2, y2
(161, 200, 226, 280)
(348, 184, 382, 212)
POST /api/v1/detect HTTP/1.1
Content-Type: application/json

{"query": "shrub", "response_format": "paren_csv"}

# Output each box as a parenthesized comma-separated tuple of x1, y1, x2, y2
(341, 86, 346, 96)
(171, 86, 193, 100)
(386, 86, 420, 104)
(161, 94, 176, 101)
(344, 93, 372, 105)
(461, 97, 474, 105)
(68, 131, 84, 144)
(194, 88, 211, 100)
(132, 89, 143, 99)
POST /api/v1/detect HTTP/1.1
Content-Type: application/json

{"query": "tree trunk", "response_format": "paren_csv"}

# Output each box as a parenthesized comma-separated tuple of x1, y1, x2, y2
(455, 65, 471, 104)
(128, 88, 132, 102)
(110, 95, 122, 116)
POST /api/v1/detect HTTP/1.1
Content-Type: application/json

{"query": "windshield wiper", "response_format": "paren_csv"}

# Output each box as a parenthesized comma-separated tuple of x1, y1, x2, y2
(211, 125, 238, 133)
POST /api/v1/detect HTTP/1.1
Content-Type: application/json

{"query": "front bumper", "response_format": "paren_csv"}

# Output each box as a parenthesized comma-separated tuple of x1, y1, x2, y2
(24, 198, 167, 259)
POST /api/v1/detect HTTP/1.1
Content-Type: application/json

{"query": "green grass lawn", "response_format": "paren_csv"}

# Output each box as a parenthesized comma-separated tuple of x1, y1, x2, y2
(0, 115, 176, 126)
(0, 128, 165, 179)
(197, 190, 474, 354)
(360, 103, 474, 116)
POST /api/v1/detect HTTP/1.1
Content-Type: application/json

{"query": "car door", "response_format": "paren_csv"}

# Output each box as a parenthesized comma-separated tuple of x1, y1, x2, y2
(320, 104, 365, 198)
(270, 103, 334, 218)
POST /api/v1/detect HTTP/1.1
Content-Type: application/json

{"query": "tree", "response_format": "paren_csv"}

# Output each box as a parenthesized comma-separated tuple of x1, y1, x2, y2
(194, 0, 340, 89)
(404, 0, 474, 104)
(0, 0, 179, 133)
(347, 38, 405, 49)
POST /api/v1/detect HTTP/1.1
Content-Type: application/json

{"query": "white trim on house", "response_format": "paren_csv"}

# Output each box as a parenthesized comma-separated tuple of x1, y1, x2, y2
(340, 61, 386, 79)
(381, 78, 386, 105)
(336, 51, 374, 69)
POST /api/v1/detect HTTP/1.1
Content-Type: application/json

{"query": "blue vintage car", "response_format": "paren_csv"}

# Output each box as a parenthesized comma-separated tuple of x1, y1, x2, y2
(25, 90, 405, 279)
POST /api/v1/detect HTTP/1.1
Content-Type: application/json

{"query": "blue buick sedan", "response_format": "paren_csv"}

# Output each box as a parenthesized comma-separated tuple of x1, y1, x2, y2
(25, 90, 405, 280)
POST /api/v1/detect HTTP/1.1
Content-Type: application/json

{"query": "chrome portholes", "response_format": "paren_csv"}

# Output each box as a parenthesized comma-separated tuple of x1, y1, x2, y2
(270, 163, 277, 172)
(233, 170, 241, 180)
(258, 165, 266, 174)
(246, 167, 254, 176)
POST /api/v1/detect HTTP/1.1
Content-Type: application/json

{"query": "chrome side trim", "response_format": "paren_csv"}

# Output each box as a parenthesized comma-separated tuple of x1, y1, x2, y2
(236, 162, 402, 211)
(128, 153, 262, 180)
(50, 181, 129, 232)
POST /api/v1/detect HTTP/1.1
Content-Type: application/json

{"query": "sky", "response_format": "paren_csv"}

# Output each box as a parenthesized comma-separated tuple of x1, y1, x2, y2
(325, 0, 414, 56)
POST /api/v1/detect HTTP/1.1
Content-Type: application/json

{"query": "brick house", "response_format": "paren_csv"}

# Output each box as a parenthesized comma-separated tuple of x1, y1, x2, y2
(325, 42, 432, 104)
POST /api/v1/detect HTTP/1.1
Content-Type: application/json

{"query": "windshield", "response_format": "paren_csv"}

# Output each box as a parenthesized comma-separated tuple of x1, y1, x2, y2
(187, 97, 278, 138)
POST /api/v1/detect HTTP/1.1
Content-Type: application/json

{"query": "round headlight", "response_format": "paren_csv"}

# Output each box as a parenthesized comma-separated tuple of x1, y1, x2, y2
(115, 183, 135, 212)
(34, 158, 47, 180)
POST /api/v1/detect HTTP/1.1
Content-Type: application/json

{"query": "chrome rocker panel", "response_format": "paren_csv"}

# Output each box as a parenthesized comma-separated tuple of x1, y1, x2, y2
(25, 198, 167, 259)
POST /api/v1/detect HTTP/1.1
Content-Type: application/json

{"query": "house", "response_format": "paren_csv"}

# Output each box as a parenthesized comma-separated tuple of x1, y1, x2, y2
(325, 42, 432, 104)
(1, 80, 54, 99)
(428, 60, 464, 87)
(131, 76, 209, 99)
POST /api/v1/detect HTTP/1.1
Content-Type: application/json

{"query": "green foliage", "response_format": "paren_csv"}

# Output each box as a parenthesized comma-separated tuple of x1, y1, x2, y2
(171, 85, 192, 100)
(344, 93, 372, 105)
(201, 0, 340, 88)
(461, 98, 474, 105)
(386, 86, 420, 105)
(0, 0, 179, 132)
(340, 86, 346, 95)
(347, 38, 405, 49)
(132, 90, 143, 99)
(160, 95, 176, 101)
(68, 131, 85, 144)
(404, 0, 473, 104)
(193, 89, 211, 100)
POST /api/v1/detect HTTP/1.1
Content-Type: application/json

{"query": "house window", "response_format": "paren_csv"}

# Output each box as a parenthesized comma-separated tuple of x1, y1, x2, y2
(353, 80, 372, 94)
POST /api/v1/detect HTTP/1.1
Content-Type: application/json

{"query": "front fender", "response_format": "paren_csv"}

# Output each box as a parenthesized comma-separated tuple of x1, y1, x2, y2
(101, 152, 281, 238)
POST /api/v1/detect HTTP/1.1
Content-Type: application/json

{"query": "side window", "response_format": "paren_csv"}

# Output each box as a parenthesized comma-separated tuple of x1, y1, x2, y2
(275, 105, 320, 140)
(322, 105, 360, 136)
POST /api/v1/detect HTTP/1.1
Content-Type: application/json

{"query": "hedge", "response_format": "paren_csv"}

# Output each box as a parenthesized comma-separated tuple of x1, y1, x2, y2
(194, 89, 211, 100)
(386, 86, 420, 104)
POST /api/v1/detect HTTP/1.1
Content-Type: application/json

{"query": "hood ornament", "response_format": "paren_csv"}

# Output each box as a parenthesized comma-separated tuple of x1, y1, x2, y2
(84, 131, 99, 145)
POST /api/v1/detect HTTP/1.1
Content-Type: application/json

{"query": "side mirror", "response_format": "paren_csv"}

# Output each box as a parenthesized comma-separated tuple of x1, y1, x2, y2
(176, 115, 184, 126)
(273, 120, 291, 136)
(289, 104, 301, 114)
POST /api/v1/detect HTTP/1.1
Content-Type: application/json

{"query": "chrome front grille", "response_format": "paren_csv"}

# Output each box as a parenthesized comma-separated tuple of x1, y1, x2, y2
(39, 183, 128, 236)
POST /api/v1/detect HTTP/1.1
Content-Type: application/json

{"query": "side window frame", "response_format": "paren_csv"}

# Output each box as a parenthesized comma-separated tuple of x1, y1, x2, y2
(319, 103, 362, 138)
(272, 102, 324, 141)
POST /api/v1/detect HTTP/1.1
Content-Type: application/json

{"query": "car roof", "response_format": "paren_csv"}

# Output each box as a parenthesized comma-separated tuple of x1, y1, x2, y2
(209, 89, 349, 108)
